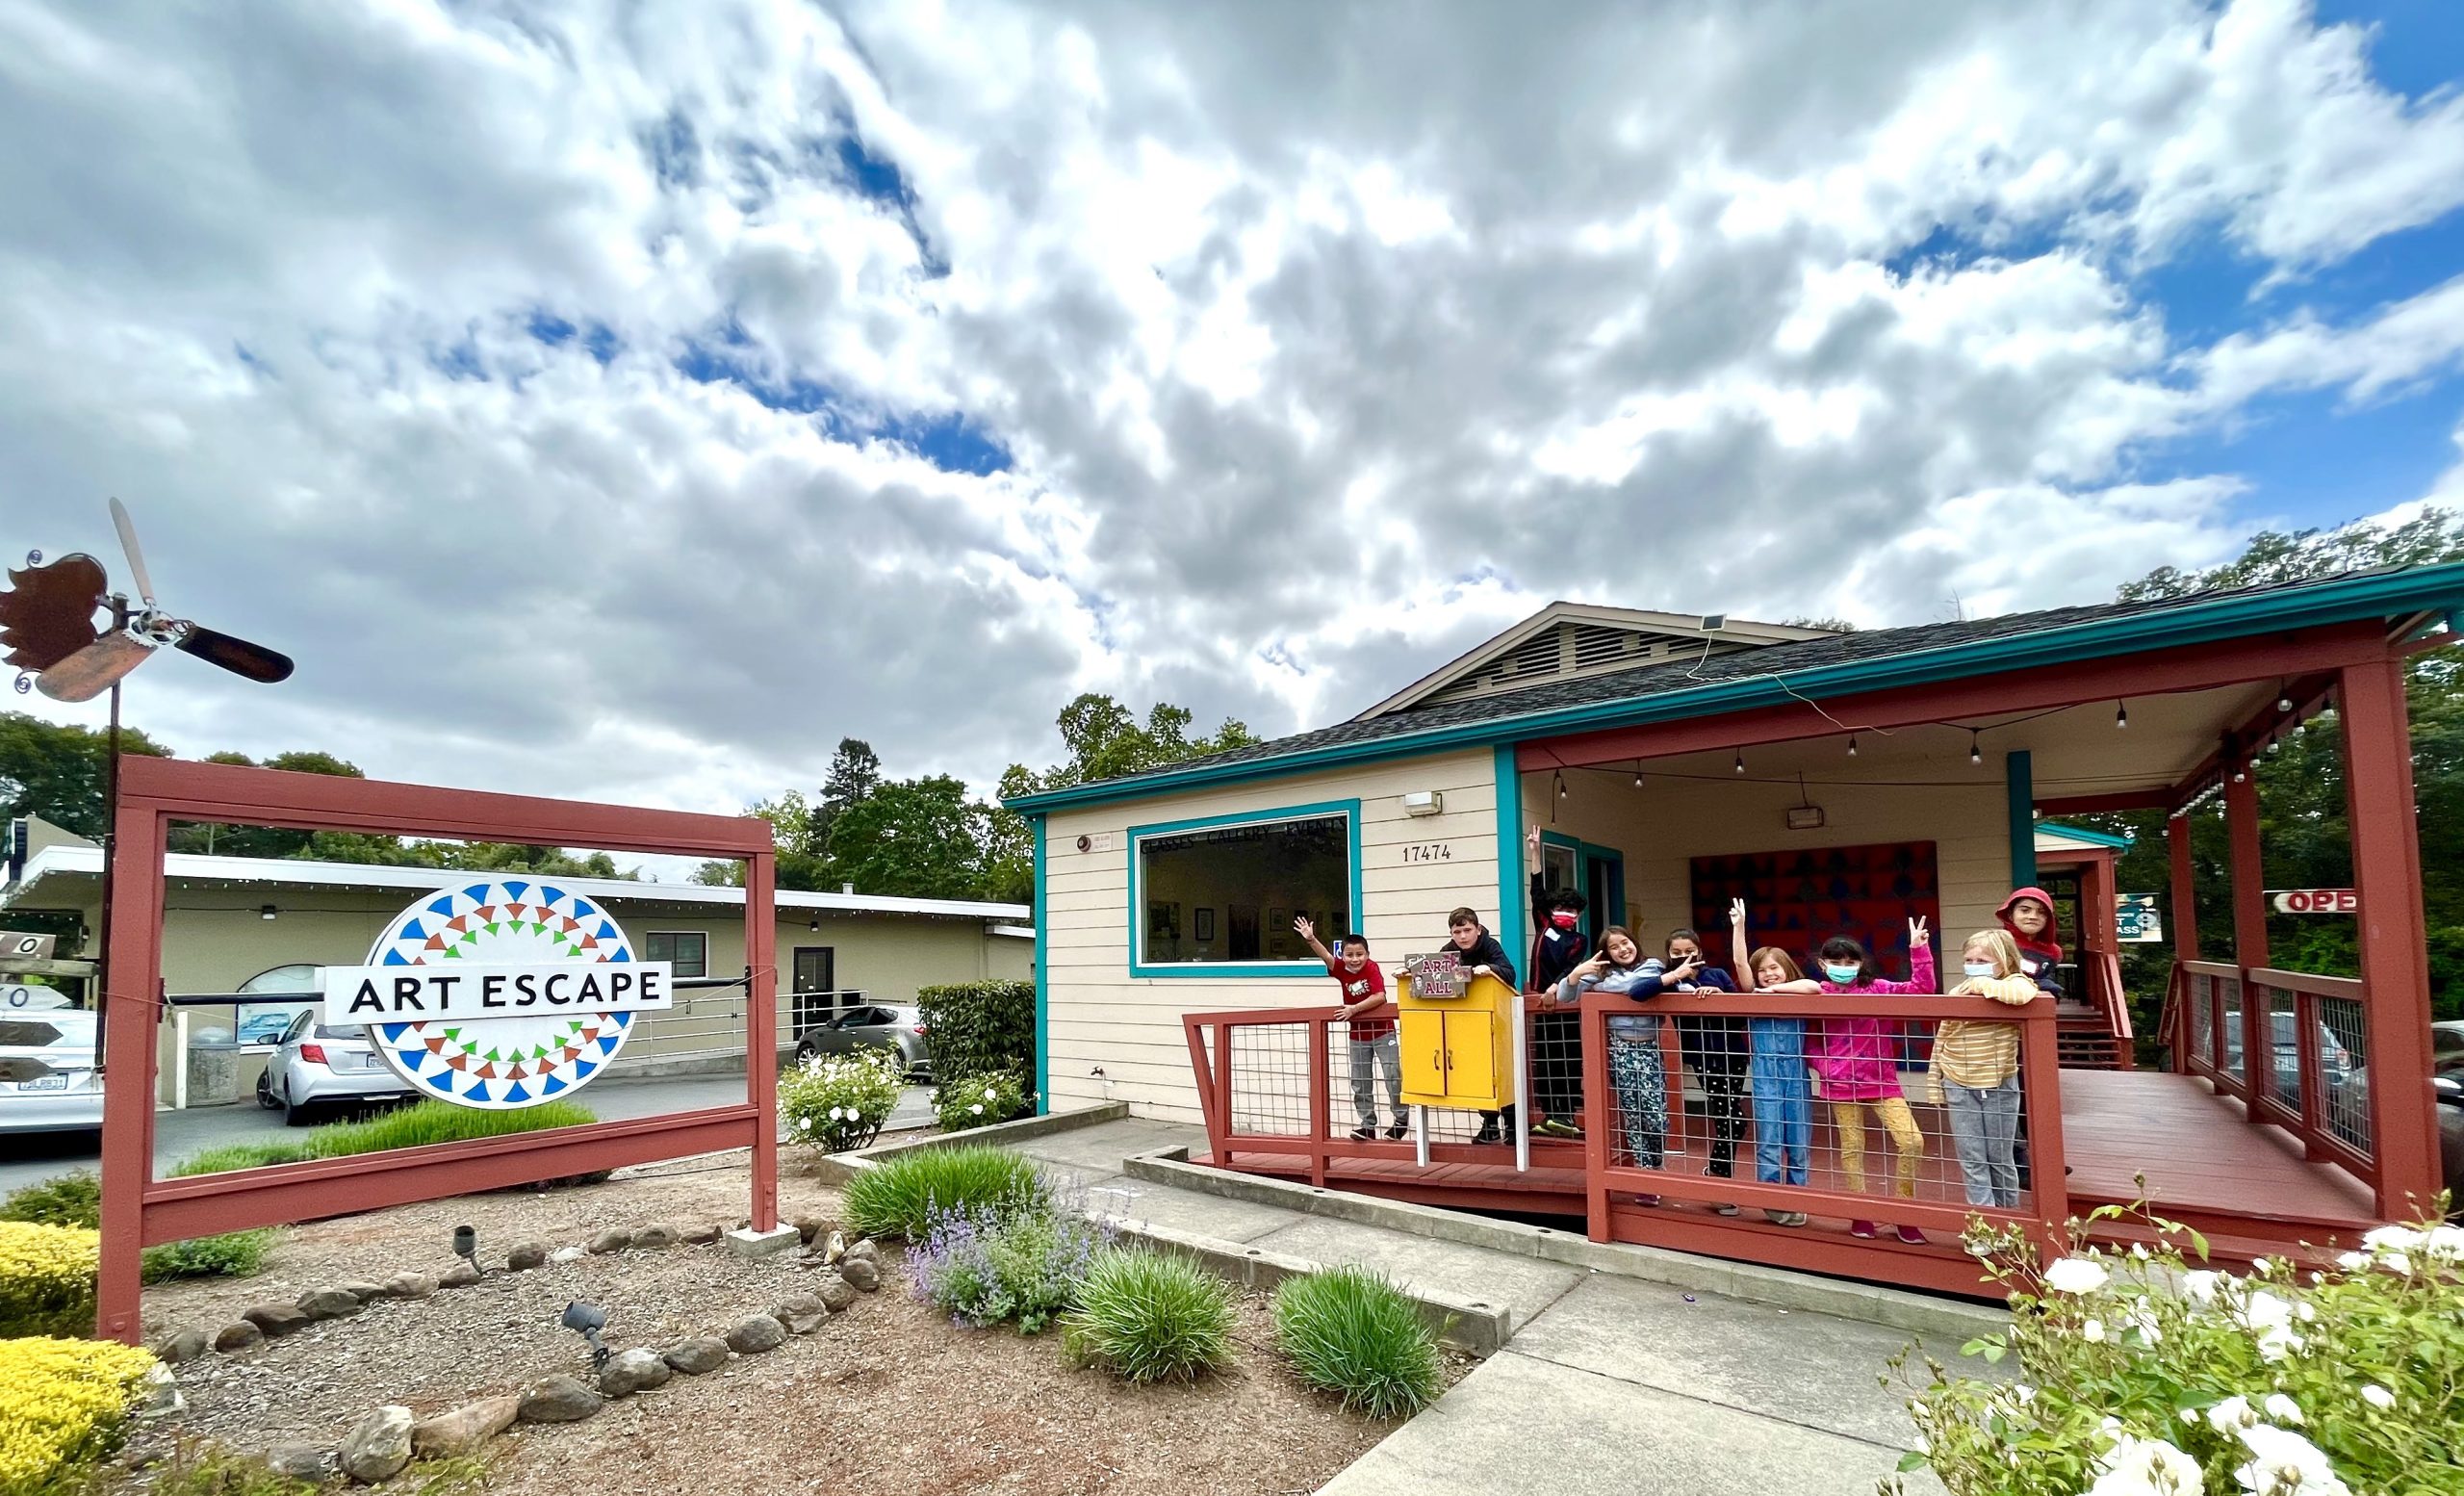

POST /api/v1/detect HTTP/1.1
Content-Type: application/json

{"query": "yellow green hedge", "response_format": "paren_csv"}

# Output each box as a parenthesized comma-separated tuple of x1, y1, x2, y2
(0, 1336, 154, 1495)
(0, 1224, 97, 1340)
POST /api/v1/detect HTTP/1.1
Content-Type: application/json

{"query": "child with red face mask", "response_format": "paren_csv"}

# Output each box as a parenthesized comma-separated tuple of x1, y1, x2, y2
(1527, 890, 1589, 1138)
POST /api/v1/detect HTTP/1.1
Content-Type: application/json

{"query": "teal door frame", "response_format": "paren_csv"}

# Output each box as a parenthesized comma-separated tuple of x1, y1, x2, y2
(1538, 830, 1627, 942)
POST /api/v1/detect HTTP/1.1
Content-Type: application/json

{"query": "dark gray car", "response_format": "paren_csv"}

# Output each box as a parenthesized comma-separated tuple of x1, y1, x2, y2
(792, 1004, 930, 1079)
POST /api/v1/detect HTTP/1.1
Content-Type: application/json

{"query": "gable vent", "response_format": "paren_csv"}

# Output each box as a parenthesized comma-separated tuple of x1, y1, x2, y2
(1490, 631, 1565, 684)
(1571, 624, 1644, 669)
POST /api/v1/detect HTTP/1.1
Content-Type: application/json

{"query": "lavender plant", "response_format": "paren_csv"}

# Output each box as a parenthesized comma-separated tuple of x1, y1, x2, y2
(905, 1184, 1111, 1334)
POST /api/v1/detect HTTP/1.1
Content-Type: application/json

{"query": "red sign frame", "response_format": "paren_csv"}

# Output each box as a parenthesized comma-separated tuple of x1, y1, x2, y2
(96, 756, 780, 1343)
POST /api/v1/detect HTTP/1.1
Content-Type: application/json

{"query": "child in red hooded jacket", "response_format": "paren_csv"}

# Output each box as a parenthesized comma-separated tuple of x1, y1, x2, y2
(1997, 889, 2065, 997)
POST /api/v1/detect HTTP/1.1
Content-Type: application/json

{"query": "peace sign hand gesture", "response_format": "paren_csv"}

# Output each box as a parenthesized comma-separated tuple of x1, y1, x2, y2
(1908, 916, 1930, 948)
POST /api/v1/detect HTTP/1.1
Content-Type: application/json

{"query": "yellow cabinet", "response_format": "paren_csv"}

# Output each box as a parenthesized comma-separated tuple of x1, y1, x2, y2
(1395, 969, 1518, 1110)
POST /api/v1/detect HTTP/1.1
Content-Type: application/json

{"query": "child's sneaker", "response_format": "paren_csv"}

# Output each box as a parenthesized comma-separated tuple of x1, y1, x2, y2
(1384, 1122, 1410, 1141)
(1763, 1209, 1810, 1227)
(1471, 1120, 1502, 1145)
(1534, 1118, 1579, 1140)
(1894, 1225, 1927, 1246)
(1850, 1220, 1879, 1239)
(1348, 1125, 1375, 1141)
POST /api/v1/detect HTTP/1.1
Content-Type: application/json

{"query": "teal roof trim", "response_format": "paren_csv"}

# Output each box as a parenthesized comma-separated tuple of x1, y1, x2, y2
(1006, 562, 2464, 816)
(2035, 820, 2136, 850)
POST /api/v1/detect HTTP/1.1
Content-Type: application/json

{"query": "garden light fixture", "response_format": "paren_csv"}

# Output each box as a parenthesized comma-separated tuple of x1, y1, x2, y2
(562, 1299, 610, 1371)
(452, 1225, 480, 1277)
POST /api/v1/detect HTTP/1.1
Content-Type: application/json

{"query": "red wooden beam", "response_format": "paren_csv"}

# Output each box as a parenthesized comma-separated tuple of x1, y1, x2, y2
(2035, 790, 2172, 815)
(1522, 624, 2387, 771)
(2338, 657, 2445, 1218)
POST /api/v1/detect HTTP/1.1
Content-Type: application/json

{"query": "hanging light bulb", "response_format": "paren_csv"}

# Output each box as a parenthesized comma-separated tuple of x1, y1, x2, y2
(1847, 735, 1859, 757)
(1969, 730, 1982, 765)
(2277, 696, 2293, 712)
(2268, 737, 2280, 754)
(2232, 766, 2247, 784)
(1631, 768, 1644, 787)
(2115, 702, 2128, 730)
(1733, 752, 1745, 775)
(1554, 771, 1567, 799)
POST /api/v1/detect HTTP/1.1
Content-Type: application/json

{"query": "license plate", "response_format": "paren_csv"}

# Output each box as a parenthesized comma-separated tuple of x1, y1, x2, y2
(16, 1073, 66, 1091)
(332, 1051, 373, 1071)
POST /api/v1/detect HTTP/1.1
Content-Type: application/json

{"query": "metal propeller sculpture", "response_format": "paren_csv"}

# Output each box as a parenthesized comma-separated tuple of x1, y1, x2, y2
(3, 499, 294, 700)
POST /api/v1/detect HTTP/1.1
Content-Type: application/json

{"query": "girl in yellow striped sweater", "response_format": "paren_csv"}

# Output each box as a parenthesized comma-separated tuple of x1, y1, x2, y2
(1926, 929, 2041, 1210)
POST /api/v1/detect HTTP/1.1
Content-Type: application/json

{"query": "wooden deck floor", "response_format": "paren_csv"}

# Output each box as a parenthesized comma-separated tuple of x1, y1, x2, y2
(1203, 1070, 2379, 1258)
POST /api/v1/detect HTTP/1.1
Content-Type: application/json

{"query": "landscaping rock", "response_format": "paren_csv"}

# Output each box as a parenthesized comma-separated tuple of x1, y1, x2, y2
(681, 1223, 722, 1245)
(506, 1240, 549, 1270)
(810, 1273, 857, 1313)
(662, 1337, 730, 1375)
(157, 1328, 209, 1364)
(410, 1396, 518, 1459)
(214, 1321, 265, 1353)
(770, 1293, 830, 1335)
(585, 1226, 634, 1254)
(136, 1363, 183, 1420)
(839, 1256, 881, 1293)
(296, 1287, 367, 1320)
(633, 1223, 680, 1250)
(380, 1271, 438, 1301)
(599, 1348, 673, 1397)
(517, 1375, 603, 1424)
(241, 1303, 311, 1338)
(338, 1280, 389, 1303)
(438, 1261, 483, 1289)
(822, 1229, 847, 1265)
(843, 1237, 879, 1267)
(549, 1245, 586, 1264)
(339, 1406, 415, 1483)
(791, 1214, 827, 1245)
(725, 1314, 787, 1354)
(268, 1447, 335, 1482)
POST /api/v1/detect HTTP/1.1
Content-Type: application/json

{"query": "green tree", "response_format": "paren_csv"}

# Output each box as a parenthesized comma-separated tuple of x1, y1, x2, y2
(815, 738, 882, 844)
(2090, 507, 2464, 1031)
(824, 774, 989, 899)
(0, 711, 172, 841)
(167, 748, 366, 858)
(693, 788, 830, 890)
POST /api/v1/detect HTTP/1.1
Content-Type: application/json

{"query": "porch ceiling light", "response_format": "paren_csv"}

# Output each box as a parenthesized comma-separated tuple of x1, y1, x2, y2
(2115, 702, 2128, 729)
(2278, 696, 2293, 712)
(1847, 735, 1859, 757)
(259, 904, 276, 920)
(1969, 730, 1982, 765)
(1732, 752, 1745, 775)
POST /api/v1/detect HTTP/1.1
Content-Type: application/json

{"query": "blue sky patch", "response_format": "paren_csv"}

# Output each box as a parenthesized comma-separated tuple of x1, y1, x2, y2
(674, 322, 1011, 476)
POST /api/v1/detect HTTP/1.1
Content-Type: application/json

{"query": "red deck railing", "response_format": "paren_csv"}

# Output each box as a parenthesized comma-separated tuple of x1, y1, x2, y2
(2174, 960, 2374, 1189)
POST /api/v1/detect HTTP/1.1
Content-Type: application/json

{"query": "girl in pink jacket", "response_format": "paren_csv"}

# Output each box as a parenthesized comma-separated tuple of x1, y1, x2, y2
(1799, 917, 1936, 1243)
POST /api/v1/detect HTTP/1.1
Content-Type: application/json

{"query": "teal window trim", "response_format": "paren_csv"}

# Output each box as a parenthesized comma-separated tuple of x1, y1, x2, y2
(1493, 746, 1526, 987)
(1537, 829, 1625, 943)
(1032, 812, 1049, 1114)
(2006, 751, 2037, 890)
(1125, 799, 1364, 979)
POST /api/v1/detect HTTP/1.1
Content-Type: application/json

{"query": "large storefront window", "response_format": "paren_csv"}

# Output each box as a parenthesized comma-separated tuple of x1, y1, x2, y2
(1131, 803, 1358, 974)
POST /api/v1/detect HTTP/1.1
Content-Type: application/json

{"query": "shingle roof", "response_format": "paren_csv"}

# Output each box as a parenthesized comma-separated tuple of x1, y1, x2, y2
(1034, 566, 2436, 804)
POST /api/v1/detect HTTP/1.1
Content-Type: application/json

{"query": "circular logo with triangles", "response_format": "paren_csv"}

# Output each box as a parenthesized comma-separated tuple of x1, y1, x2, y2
(358, 879, 644, 1109)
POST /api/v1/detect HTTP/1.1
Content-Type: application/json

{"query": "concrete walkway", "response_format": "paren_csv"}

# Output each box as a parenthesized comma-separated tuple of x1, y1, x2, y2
(962, 1114, 1976, 1495)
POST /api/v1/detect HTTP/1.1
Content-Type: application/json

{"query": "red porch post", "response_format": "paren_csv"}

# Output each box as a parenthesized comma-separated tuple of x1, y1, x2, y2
(2167, 814, 2199, 963)
(2225, 760, 2268, 1099)
(2337, 658, 2443, 1217)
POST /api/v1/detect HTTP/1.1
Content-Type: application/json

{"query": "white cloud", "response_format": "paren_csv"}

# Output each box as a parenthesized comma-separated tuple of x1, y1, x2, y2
(1, 0, 2460, 814)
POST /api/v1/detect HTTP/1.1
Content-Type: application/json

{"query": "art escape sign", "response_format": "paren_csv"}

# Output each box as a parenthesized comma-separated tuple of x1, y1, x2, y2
(321, 880, 673, 1110)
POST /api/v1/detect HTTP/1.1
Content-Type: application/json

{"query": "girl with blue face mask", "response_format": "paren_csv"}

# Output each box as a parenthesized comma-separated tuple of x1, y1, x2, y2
(1802, 918, 1937, 1243)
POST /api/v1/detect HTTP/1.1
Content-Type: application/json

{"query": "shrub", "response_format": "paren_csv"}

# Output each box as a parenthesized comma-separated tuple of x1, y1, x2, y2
(1273, 1265, 1444, 1418)
(1884, 1208, 2464, 1496)
(780, 1047, 905, 1153)
(1062, 1247, 1238, 1383)
(165, 1144, 308, 1177)
(0, 1336, 156, 1494)
(843, 1145, 1049, 1241)
(0, 1172, 273, 1287)
(907, 1197, 1107, 1334)
(934, 1071, 1031, 1133)
(0, 1174, 100, 1229)
(141, 1232, 277, 1284)
(915, 980, 1035, 1095)
(0, 1223, 97, 1339)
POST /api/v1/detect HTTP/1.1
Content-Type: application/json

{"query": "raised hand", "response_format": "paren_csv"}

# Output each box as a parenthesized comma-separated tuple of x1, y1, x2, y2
(1294, 915, 1315, 941)
(1729, 897, 1746, 928)
(1909, 915, 1930, 948)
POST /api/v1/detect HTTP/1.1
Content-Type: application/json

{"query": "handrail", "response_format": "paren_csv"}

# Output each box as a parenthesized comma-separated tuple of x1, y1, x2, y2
(2246, 967, 2364, 1001)
(2169, 958, 2377, 1189)
(2096, 950, 2134, 1044)
(2179, 959, 2242, 979)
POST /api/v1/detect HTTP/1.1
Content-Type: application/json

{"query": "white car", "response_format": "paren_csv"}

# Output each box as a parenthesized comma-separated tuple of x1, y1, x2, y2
(255, 1012, 413, 1124)
(0, 1007, 103, 1135)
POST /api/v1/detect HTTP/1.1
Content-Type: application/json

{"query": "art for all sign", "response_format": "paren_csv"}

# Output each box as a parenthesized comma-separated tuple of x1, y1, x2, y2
(321, 879, 672, 1109)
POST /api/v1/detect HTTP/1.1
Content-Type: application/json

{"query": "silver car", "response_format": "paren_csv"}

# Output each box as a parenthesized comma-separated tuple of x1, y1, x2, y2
(793, 1003, 932, 1078)
(255, 1013, 413, 1124)
(0, 1007, 103, 1135)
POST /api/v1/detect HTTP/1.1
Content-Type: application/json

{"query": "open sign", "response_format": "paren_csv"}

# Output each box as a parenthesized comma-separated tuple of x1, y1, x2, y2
(2269, 888, 2358, 915)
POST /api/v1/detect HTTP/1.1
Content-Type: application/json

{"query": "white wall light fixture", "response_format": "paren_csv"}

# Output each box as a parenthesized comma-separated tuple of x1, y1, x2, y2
(1401, 790, 1444, 818)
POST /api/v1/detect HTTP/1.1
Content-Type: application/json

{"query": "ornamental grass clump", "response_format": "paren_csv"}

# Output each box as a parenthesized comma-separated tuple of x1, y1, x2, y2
(842, 1144, 1050, 1240)
(1882, 1203, 2464, 1496)
(779, 1047, 905, 1153)
(1273, 1264, 1445, 1418)
(906, 1194, 1109, 1334)
(1062, 1247, 1237, 1384)
(0, 1223, 98, 1339)
(934, 1072, 1031, 1133)
(0, 1336, 155, 1495)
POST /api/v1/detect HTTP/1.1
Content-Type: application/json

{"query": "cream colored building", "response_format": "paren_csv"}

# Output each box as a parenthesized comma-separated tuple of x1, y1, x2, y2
(3, 834, 1032, 1106)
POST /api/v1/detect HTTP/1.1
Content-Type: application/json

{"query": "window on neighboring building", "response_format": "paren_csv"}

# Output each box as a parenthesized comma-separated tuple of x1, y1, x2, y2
(645, 931, 708, 978)
(1132, 804, 1355, 970)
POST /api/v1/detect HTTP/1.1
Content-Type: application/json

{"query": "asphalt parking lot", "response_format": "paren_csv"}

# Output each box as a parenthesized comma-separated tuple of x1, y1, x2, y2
(0, 1073, 936, 1197)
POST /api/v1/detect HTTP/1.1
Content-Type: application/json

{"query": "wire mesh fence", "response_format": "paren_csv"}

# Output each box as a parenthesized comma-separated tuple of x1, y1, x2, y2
(2318, 993, 2371, 1154)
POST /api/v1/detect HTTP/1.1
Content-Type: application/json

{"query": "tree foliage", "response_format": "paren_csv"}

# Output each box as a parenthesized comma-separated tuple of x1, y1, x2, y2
(0, 712, 171, 841)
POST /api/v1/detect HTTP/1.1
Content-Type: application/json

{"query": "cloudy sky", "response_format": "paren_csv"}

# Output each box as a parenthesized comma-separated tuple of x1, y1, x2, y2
(4, 0, 2463, 824)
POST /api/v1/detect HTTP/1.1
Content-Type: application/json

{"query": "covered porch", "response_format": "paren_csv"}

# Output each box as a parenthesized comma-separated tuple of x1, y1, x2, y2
(1179, 609, 2448, 1298)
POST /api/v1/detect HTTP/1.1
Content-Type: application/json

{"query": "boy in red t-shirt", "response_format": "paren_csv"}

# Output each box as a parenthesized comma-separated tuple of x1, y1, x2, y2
(1296, 916, 1406, 1140)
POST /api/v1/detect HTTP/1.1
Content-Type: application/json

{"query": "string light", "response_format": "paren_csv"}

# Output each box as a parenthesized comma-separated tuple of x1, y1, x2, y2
(1969, 731, 1982, 765)
(2268, 737, 2280, 754)
(1631, 767, 1644, 787)
(1733, 752, 1745, 775)
(1847, 735, 1859, 757)
(2277, 696, 2293, 712)
(1554, 771, 1567, 799)
(2115, 702, 2129, 730)
(2233, 766, 2247, 783)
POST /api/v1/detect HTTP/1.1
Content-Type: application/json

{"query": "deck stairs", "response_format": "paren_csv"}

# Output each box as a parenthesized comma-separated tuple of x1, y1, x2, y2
(2055, 999, 2128, 1070)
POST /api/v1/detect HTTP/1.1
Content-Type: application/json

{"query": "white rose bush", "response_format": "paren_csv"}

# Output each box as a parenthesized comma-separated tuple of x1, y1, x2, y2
(935, 1070, 1033, 1133)
(779, 1046, 906, 1152)
(1884, 1202, 2463, 1495)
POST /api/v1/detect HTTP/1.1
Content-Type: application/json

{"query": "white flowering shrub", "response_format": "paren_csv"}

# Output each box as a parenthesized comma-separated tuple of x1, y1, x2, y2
(935, 1071, 1032, 1133)
(1884, 1203, 2464, 1496)
(779, 1046, 906, 1152)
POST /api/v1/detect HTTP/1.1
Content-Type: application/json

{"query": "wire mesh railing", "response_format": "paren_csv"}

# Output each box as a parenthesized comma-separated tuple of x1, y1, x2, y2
(2176, 960, 2374, 1184)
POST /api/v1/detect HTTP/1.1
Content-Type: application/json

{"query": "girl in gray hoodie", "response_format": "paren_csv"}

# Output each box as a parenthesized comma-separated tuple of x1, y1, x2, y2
(1555, 926, 1667, 1201)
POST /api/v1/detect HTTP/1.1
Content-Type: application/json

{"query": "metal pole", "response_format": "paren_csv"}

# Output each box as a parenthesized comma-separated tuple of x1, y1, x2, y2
(1512, 989, 1529, 1174)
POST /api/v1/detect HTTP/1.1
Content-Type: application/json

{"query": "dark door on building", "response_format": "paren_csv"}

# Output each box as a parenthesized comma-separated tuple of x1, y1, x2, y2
(791, 946, 835, 1036)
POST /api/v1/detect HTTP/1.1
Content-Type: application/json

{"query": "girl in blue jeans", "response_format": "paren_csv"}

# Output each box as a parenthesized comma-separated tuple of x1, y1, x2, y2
(1729, 900, 1810, 1227)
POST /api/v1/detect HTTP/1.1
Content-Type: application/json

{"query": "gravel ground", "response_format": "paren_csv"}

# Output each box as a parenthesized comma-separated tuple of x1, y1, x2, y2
(139, 1150, 1462, 1495)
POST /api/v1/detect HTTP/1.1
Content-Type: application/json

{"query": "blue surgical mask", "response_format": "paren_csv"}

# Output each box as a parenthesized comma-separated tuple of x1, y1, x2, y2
(1823, 963, 1861, 984)
(1963, 961, 1995, 978)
